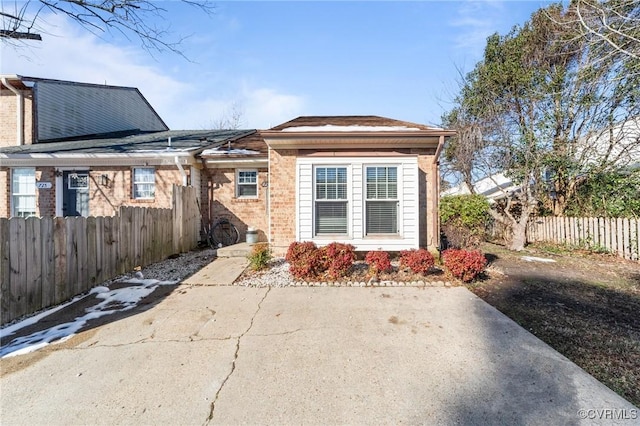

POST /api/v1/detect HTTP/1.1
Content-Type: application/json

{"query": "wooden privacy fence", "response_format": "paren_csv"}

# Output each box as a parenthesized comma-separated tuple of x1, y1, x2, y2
(0, 185, 200, 325)
(527, 216, 639, 261)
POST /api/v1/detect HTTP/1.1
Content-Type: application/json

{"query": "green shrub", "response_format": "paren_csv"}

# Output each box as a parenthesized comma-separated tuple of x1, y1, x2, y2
(440, 194, 490, 249)
(442, 249, 487, 282)
(399, 249, 435, 275)
(365, 251, 392, 275)
(247, 243, 271, 271)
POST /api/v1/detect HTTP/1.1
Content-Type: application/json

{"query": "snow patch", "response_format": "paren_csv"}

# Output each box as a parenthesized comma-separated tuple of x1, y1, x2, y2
(0, 279, 177, 358)
(521, 256, 557, 263)
(280, 125, 423, 132)
(201, 148, 260, 155)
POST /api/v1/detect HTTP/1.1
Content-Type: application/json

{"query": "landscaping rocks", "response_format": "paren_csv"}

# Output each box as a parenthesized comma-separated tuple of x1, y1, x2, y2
(235, 258, 453, 288)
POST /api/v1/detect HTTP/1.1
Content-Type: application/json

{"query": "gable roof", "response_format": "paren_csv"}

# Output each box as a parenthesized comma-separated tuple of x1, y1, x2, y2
(262, 116, 455, 153)
(269, 115, 441, 131)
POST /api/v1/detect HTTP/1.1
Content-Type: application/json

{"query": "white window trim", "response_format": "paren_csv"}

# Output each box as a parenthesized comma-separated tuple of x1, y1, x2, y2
(236, 169, 259, 199)
(364, 165, 400, 236)
(132, 167, 156, 200)
(313, 165, 350, 237)
(11, 167, 36, 218)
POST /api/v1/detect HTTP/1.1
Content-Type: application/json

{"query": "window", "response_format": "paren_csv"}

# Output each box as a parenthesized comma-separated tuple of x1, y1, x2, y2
(236, 170, 258, 198)
(366, 166, 398, 234)
(315, 166, 348, 235)
(11, 168, 36, 218)
(133, 168, 155, 199)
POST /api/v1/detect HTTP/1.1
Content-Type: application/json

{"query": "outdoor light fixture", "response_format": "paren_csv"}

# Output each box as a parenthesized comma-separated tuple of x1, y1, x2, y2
(101, 174, 110, 187)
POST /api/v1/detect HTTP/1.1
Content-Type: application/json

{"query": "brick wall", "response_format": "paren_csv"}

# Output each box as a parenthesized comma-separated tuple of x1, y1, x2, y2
(88, 166, 184, 216)
(0, 88, 34, 147)
(417, 153, 439, 251)
(0, 169, 8, 217)
(268, 148, 298, 255)
(36, 167, 57, 216)
(207, 167, 268, 243)
(0, 165, 187, 218)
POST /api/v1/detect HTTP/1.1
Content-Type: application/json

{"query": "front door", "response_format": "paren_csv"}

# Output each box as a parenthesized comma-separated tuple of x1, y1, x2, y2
(63, 171, 90, 217)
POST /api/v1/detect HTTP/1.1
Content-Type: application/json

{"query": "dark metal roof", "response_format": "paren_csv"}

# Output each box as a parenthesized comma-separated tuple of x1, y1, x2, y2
(0, 129, 256, 155)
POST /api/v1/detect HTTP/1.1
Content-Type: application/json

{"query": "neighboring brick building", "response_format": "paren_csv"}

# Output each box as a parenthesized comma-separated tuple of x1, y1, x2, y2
(0, 75, 253, 229)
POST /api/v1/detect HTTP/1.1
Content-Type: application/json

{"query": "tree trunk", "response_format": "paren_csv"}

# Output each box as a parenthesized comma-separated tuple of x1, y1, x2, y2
(509, 219, 528, 251)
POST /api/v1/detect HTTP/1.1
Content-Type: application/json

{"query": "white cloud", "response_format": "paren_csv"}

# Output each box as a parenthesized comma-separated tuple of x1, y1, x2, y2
(0, 14, 305, 130)
(449, 0, 507, 56)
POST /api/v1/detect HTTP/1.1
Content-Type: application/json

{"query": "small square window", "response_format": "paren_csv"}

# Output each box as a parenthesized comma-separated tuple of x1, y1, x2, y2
(133, 168, 155, 199)
(237, 170, 258, 198)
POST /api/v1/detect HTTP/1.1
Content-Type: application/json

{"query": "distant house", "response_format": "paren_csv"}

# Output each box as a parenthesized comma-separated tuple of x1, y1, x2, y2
(441, 173, 518, 203)
(0, 75, 252, 219)
(1, 75, 455, 254)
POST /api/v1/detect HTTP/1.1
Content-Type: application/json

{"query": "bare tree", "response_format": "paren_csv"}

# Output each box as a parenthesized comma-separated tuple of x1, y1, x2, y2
(210, 102, 246, 130)
(0, 0, 214, 55)
(571, 0, 640, 62)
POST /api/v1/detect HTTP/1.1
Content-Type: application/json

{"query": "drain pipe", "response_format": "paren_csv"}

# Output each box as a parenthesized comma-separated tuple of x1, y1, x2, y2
(1, 77, 24, 145)
(175, 156, 188, 186)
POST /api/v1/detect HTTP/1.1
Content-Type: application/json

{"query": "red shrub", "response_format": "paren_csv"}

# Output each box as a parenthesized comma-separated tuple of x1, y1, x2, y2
(442, 249, 487, 282)
(323, 242, 356, 280)
(399, 249, 435, 275)
(365, 251, 392, 274)
(285, 241, 355, 280)
(286, 241, 323, 279)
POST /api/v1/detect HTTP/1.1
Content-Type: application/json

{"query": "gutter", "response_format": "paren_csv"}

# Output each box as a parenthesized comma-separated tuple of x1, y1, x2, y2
(1, 77, 24, 145)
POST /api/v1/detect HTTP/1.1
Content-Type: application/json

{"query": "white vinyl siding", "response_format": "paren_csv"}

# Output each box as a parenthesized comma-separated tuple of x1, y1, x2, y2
(133, 167, 155, 199)
(296, 157, 419, 251)
(11, 168, 36, 218)
(236, 170, 258, 198)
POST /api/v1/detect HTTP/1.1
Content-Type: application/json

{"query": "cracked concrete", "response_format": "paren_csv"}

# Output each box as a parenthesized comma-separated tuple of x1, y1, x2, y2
(2, 286, 637, 425)
(205, 286, 271, 424)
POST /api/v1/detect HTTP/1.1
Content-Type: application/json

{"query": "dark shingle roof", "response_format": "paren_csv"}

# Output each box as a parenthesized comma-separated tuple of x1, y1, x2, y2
(0, 130, 255, 155)
(201, 132, 268, 158)
(269, 116, 437, 131)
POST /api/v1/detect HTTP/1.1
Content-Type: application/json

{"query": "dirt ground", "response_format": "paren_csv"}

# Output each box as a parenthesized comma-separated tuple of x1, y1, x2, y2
(470, 242, 640, 407)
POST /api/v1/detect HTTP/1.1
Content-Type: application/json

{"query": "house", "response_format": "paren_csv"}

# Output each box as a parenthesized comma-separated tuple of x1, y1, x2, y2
(2, 75, 455, 254)
(207, 116, 455, 255)
(441, 173, 518, 203)
(0, 75, 252, 219)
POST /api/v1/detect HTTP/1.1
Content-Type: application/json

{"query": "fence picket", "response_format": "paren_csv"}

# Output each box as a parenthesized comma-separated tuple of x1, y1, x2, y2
(1, 186, 200, 325)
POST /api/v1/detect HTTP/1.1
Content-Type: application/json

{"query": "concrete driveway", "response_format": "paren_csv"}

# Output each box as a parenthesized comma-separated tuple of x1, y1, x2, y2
(1, 285, 637, 425)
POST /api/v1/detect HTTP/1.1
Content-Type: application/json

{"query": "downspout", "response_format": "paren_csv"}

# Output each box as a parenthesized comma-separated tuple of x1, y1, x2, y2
(175, 156, 188, 186)
(1, 77, 24, 145)
(433, 135, 446, 250)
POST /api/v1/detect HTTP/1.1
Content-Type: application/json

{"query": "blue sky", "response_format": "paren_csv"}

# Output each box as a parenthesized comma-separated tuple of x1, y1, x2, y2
(1, 1, 551, 129)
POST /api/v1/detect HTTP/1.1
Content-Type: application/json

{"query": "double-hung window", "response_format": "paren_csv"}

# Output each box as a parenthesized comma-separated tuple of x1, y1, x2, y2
(133, 168, 155, 199)
(11, 168, 36, 218)
(365, 166, 398, 234)
(237, 170, 258, 198)
(315, 166, 348, 235)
